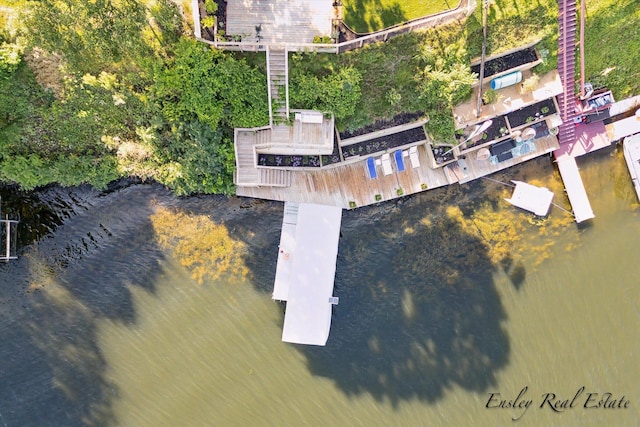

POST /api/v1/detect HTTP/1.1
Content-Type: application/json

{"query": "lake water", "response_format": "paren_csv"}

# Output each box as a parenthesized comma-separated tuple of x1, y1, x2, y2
(0, 146, 638, 426)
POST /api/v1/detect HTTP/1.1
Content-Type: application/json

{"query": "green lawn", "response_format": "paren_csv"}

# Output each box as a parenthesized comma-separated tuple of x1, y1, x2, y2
(581, 0, 640, 97)
(342, 0, 453, 34)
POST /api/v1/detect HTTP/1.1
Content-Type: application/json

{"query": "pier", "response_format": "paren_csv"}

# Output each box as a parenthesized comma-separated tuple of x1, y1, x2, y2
(273, 202, 342, 346)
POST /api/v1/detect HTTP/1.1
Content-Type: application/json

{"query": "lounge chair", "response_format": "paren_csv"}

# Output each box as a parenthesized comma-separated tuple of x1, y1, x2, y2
(381, 153, 393, 175)
(394, 150, 405, 172)
(409, 146, 420, 168)
(366, 157, 377, 179)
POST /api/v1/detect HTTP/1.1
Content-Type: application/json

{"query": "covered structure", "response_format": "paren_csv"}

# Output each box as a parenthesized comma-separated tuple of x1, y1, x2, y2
(273, 202, 342, 346)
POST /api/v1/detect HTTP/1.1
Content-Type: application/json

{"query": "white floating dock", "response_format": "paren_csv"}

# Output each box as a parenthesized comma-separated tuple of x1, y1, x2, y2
(623, 134, 640, 202)
(556, 158, 595, 223)
(273, 202, 342, 346)
(505, 181, 554, 216)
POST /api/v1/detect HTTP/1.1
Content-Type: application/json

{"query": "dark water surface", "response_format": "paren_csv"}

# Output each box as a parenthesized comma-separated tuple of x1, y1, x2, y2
(0, 148, 638, 426)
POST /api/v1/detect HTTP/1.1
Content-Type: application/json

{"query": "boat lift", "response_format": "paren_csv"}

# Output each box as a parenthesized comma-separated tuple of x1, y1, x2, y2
(0, 197, 19, 261)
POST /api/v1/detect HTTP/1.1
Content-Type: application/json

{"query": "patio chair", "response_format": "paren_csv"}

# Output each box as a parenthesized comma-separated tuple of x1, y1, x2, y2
(366, 157, 377, 179)
(381, 153, 393, 175)
(409, 146, 420, 168)
(394, 150, 406, 172)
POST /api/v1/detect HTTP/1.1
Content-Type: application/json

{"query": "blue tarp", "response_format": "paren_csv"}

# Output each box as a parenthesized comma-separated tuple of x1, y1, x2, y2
(394, 150, 405, 172)
(367, 157, 377, 179)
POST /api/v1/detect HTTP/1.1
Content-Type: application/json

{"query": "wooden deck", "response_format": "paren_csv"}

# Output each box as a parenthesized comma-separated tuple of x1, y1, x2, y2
(226, 0, 334, 45)
(453, 70, 564, 129)
(237, 143, 451, 208)
(455, 135, 559, 184)
(236, 135, 559, 208)
(554, 120, 612, 161)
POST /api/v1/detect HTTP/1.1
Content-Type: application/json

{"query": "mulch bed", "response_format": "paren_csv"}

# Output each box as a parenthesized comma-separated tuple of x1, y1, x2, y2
(339, 112, 425, 140)
(341, 126, 427, 159)
(471, 47, 538, 79)
(199, 0, 227, 42)
(461, 115, 509, 148)
(507, 98, 556, 128)
(257, 133, 341, 168)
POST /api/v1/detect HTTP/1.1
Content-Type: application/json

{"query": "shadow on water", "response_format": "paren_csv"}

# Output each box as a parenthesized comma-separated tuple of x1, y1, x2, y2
(227, 184, 511, 407)
(0, 183, 170, 426)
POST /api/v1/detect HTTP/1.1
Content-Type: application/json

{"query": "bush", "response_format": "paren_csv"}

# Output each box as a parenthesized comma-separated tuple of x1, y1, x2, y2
(290, 66, 362, 120)
(482, 88, 500, 105)
(521, 75, 540, 93)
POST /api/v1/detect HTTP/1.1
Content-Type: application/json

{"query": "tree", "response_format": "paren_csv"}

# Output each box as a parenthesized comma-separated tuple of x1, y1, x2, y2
(153, 38, 269, 130)
(290, 66, 362, 119)
(25, 0, 151, 74)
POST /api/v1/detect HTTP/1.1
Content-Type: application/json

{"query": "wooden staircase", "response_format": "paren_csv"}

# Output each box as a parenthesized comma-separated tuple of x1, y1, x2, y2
(267, 47, 289, 124)
(259, 168, 291, 187)
(557, 0, 577, 146)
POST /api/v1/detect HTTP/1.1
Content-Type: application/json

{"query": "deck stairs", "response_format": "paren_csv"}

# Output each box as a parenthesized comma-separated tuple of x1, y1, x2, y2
(557, 0, 578, 146)
(235, 132, 260, 185)
(234, 128, 292, 187)
(267, 47, 290, 125)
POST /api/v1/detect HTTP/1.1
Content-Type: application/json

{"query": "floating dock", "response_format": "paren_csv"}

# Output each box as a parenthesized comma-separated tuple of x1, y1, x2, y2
(555, 158, 594, 223)
(273, 202, 342, 346)
(505, 181, 554, 216)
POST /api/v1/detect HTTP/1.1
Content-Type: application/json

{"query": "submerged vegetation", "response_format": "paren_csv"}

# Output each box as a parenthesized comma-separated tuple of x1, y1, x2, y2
(0, 0, 638, 194)
(151, 206, 248, 284)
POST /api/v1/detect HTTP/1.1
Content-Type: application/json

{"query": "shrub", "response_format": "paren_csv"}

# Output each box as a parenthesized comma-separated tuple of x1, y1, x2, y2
(204, 0, 218, 14)
(482, 88, 500, 105)
(521, 75, 540, 93)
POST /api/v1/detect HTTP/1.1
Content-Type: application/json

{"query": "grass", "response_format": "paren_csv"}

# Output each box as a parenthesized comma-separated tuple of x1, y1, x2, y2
(342, 0, 452, 34)
(581, 0, 640, 98)
(292, 0, 566, 135)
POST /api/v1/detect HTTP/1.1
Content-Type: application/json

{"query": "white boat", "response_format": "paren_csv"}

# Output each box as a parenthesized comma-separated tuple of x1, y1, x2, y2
(623, 134, 640, 202)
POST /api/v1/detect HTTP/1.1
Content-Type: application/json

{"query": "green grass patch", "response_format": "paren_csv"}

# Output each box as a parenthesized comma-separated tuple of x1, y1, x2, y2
(342, 0, 452, 33)
(581, 0, 640, 98)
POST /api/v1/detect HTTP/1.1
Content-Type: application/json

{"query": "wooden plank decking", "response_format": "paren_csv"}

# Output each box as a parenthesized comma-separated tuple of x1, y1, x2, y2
(237, 135, 561, 209)
(226, 0, 334, 45)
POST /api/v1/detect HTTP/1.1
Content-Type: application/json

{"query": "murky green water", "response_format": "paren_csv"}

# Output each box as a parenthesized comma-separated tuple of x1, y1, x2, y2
(0, 147, 638, 426)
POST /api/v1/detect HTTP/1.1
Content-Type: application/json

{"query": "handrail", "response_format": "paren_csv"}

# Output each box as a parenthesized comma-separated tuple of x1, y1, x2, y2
(195, 0, 476, 54)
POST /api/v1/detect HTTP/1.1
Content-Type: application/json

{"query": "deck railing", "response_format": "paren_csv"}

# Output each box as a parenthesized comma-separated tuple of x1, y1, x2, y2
(195, 0, 476, 54)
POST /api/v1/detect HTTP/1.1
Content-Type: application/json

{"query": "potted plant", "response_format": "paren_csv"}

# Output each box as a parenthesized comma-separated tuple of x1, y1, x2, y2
(375, 194, 382, 202)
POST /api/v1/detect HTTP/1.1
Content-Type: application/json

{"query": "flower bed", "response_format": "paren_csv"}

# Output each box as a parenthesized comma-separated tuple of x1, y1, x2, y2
(471, 47, 538, 79)
(506, 98, 556, 128)
(341, 126, 427, 159)
(339, 112, 425, 140)
(459, 115, 509, 149)
(432, 145, 455, 165)
(321, 133, 343, 166)
(258, 154, 322, 168)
